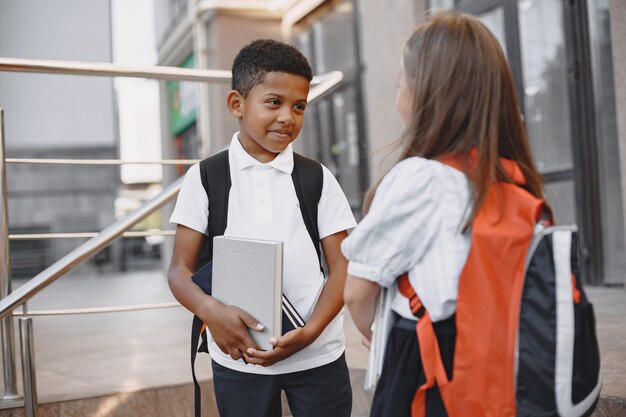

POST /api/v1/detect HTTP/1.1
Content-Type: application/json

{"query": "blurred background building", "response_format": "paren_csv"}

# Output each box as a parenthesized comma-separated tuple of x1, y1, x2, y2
(0, 0, 164, 279)
(154, 0, 626, 286)
(0, 1, 625, 415)
(2, 0, 623, 285)
(0, 0, 119, 278)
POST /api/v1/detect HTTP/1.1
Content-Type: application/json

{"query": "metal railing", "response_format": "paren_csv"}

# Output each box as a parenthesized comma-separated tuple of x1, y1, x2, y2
(0, 57, 344, 416)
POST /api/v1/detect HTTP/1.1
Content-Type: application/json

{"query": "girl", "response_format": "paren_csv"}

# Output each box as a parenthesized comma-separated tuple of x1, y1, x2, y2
(341, 11, 544, 417)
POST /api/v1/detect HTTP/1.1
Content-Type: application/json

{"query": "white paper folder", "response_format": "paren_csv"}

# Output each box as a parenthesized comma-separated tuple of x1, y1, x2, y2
(211, 236, 283, 351)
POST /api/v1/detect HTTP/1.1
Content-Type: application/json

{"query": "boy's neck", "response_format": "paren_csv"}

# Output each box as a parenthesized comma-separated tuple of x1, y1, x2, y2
(237, 135, 280, 164)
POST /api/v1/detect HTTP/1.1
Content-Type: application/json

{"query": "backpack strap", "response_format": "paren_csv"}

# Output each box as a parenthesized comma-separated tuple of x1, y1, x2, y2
(397, 273, 425, 319)
(292, 152, 324, 269)
(191, 150, 230, 417)
(397, 274, 451, 417)
(197, 150, 231, 268)
(190, 316, 204, 417)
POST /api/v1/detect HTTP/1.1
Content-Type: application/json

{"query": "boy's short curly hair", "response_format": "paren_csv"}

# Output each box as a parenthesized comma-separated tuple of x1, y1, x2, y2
(231, 39, 313, 97)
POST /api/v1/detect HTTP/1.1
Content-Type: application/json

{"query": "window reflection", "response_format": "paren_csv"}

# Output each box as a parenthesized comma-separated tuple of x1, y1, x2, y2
(429, 0, 455, 11)
(294, 0, 367, 213)
(476, 7, 507, 57)
(544, 180, 576, 224)
(518, 0, 573, 173)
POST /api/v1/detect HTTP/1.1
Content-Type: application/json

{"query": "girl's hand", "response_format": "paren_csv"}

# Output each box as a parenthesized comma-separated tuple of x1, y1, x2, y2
(244, 327, 315, 367)
(203, 302, 263, 361)
(361, 335, 371, 350)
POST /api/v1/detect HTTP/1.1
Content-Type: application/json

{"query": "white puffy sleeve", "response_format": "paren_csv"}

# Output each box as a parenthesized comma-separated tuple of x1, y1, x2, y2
(341, 157, 442, 288)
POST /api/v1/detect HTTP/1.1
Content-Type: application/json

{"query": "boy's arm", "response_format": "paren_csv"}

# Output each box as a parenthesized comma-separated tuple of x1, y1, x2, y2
(167, 224, 263, 360)
(343, 275, 380, 342)
(246, 229, 348, 366)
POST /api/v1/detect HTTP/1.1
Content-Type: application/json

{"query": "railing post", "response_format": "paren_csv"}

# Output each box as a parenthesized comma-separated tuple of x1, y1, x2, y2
(19, 311, 39, 417)
(0, 108, 21, 403)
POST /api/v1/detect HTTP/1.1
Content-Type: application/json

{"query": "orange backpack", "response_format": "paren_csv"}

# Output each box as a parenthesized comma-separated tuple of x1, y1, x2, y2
(398, 157, 601, 417)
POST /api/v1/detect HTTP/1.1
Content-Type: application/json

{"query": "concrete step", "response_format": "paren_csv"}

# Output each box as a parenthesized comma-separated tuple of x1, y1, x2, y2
(0, 376, 624, 416)
(0, 369, 373, 417)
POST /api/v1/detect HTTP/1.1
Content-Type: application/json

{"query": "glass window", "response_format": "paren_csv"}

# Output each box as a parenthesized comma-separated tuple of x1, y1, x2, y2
(544, 180, 576, 225)
(429, 0, 455, 11)
(293, 0, 368, 213)
(518, 0, 573, 173)
(311, 1, 357, 74)
(330, 86, 363, 210)
(476, 6, 507, 57)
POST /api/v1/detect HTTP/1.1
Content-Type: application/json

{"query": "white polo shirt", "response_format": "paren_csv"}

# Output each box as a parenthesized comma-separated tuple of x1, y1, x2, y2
(170, 132, 357, 374)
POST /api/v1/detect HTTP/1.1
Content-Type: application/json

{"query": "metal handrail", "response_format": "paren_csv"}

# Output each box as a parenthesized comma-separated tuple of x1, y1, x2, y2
(0, 57, 232, 82)
(0, 177, 183, 321)
(12, 302, 181, 316)
(0, 57, 334, 85)
(5, 158, 199, 165)
(9, 230, 175, 240)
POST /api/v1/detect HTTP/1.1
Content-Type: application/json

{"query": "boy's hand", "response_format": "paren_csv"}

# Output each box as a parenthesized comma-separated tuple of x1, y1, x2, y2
(244, 327, 314, 367)
(204, 302, 264, 361)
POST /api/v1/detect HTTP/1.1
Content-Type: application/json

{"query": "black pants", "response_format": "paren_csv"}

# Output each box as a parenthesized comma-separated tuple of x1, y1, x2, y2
(370, 315, 456, 417)
(212, 353, 352, 417)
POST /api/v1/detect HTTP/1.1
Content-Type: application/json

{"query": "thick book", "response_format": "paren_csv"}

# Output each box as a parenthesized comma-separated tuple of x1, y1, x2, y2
(192, 236, 305, 351)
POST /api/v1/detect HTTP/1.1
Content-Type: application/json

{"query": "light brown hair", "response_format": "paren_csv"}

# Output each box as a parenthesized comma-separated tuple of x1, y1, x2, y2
(363, 11, 543, 223)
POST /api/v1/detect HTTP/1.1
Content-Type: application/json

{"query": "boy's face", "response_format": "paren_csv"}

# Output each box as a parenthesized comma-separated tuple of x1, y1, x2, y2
(227, 71, 310, 163)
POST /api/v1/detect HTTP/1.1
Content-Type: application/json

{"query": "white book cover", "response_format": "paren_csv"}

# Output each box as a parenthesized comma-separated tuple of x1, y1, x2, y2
(365, 287, 395, 389)
(212, 236, 283, 351)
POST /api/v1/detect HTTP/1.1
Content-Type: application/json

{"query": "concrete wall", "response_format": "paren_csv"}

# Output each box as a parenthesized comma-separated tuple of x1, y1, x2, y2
(610, 0, 626, 285)
(0, 0, 116, 149)
(356, 0, 428, 180)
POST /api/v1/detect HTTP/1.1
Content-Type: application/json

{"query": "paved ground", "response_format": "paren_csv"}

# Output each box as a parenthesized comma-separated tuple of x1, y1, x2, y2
(0, 268, 623, 412)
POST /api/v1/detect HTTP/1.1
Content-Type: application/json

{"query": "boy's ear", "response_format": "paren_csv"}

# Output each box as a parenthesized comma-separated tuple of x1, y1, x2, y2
(227, 90, 244, 118)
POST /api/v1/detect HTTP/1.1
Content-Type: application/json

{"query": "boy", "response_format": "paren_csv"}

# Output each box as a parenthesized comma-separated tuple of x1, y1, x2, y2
(167, 39, 355, 417)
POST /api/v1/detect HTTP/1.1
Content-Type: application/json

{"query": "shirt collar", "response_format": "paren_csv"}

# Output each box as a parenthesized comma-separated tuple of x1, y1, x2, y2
(230, 132, 294, 174)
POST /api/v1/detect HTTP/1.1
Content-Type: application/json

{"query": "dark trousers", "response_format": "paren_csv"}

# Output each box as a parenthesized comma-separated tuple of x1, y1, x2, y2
(211, 353, 352, 417)
(370, 315, 456, 417)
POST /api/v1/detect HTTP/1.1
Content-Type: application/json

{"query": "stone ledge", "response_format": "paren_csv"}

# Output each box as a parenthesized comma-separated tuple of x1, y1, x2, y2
(0, 373, 623, 417)
(0, 369, 372, 417)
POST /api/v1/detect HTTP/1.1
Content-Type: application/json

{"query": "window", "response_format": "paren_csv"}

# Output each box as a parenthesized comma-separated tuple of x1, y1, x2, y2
(293, 0, 369, 213)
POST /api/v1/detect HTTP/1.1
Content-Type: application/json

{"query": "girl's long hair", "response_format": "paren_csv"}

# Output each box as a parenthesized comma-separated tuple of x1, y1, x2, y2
(363, 11, 543, 223)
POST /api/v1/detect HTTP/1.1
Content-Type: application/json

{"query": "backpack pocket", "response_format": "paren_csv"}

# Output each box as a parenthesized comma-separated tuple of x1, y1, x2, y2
(517, 226, 602, 417)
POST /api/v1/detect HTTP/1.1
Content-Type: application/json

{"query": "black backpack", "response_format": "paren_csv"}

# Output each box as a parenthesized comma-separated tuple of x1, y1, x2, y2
(190, 149, 324, 417)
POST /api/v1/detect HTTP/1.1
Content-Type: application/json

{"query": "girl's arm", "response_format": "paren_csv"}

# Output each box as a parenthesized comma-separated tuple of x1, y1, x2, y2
(343, 275, 380, 341)
(246, 229, 349, 366)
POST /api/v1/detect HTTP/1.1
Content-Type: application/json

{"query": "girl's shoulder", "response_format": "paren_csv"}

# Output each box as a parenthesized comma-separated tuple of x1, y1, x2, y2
(380, 157, 471, 207)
